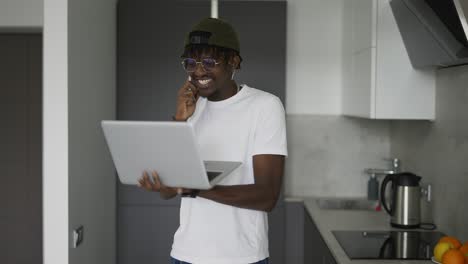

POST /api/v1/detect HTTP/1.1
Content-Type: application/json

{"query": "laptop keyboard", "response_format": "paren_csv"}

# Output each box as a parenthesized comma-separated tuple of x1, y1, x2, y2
(207, 171, 222, 181)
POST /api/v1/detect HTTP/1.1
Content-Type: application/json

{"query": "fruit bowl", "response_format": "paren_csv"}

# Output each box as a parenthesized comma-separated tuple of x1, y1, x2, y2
(431, 256, 441, 264)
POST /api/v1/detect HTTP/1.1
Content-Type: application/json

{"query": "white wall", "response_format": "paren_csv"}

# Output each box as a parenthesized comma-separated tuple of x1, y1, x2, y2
(286, 0, 344, 115)
(68, 0, 116, 263)
(43, 1, 68, 263)
(0, 0, 43, 28)
(285, 115, 391, 197)
(43, 0, 117, 263)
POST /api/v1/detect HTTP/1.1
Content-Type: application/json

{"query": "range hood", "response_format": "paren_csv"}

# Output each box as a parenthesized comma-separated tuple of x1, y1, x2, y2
(390, 0, 468, 67)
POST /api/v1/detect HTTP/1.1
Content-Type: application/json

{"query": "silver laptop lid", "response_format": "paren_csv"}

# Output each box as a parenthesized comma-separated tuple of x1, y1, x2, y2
(102, 120, 241, 189)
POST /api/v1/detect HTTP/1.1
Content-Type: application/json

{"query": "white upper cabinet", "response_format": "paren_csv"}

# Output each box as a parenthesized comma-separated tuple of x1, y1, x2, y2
(342, 0, 436, 120)
(351, 0, 376, 53)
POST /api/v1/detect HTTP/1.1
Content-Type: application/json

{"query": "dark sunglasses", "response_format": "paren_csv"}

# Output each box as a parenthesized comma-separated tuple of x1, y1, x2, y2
(181, 58, 220, 72)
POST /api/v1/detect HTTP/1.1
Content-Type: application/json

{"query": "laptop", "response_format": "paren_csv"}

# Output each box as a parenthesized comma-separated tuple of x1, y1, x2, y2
(101, 120, 242, 189)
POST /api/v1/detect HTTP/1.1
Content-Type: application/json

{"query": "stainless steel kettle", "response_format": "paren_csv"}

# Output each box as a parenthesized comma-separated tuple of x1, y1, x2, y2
(380, 172, 422, 228)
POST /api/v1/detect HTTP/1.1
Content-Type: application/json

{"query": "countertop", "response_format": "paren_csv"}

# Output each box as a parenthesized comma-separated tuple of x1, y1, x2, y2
(288, 197, 437, 264)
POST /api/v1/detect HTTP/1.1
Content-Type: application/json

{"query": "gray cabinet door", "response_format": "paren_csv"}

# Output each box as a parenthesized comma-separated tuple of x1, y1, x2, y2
(303, 208, 337, 264)
(118, 206, 180, 264)
(0, 34, 42, 264)
(285, 202, 338, 264)
(303, 208, 326, 263)
(117, 1, 286, 263)
(285, 201, 305, 264)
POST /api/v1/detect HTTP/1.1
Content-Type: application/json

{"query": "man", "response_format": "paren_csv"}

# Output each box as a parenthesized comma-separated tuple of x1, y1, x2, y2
(138, 17, 287, 264)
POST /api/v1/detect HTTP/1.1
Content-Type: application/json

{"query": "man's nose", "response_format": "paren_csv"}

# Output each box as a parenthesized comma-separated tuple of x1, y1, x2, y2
(193, 62, 205, 75)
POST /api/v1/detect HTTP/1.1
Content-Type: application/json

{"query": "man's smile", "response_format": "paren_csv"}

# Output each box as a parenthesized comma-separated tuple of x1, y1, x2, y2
(195, 78, 213, 88)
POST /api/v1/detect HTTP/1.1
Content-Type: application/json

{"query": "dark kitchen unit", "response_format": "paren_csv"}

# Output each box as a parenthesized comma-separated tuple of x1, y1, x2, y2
(332, 230, 445, 260)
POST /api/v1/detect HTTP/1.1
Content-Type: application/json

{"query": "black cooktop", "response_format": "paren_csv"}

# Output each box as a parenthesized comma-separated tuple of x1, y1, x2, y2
(332, 230, 445, 260)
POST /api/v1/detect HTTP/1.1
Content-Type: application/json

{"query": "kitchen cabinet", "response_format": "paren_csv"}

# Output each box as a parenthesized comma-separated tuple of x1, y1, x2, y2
(1, 34, 43, 264)
(304, 210, 337, 264)
(285, 201, 337, 264)
(285, 201, 304, 264)
(342, 0, 436, 120)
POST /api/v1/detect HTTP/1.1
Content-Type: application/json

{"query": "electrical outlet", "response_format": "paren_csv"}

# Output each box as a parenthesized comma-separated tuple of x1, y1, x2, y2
(72, 226, 84, 248)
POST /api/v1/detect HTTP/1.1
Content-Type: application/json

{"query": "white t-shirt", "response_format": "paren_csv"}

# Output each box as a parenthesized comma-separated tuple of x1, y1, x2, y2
(170, 85, 288, 264)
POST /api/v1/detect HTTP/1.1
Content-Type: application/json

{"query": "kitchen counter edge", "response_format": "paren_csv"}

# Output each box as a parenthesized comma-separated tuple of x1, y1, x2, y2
(286, 196, 434, 264)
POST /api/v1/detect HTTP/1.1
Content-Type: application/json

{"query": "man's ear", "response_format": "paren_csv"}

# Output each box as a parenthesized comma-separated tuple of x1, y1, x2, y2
(230, 55, 241, 70)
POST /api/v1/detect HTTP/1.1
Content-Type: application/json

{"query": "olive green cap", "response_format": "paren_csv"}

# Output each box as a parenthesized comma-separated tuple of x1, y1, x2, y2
(184, 17, 240, 53)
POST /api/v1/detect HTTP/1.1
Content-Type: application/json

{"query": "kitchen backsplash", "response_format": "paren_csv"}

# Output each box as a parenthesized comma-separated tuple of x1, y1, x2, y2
(284, 115, 391, 197)
(390, 65, 468, 241)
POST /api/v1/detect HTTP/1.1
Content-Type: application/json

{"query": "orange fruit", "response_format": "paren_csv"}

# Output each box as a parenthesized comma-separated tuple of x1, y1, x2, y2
(435, 242, 454, 262)
(440, 236, 462, 249)
(459, 244, 468, 264)
(442, 249, 465, 264)
(460, 244, 468, 254)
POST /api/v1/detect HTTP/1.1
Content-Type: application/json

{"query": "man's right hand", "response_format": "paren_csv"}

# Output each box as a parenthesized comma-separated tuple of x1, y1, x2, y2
(174, 78, 199, 121)
(138, 171, 180, 200)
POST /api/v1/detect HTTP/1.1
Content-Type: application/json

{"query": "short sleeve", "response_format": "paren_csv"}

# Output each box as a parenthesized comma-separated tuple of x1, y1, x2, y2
(252, 96, 288, 156)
